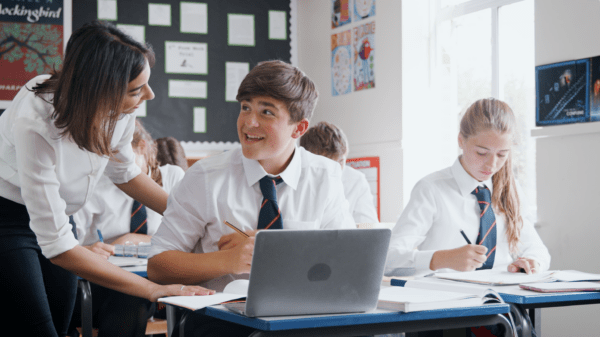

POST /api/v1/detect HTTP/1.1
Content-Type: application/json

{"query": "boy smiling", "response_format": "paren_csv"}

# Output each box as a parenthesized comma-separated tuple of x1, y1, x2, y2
(147, 60, 355, 336)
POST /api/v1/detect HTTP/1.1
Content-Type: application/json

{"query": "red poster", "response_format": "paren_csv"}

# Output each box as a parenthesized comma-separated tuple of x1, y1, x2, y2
(346, 156, 380, 221)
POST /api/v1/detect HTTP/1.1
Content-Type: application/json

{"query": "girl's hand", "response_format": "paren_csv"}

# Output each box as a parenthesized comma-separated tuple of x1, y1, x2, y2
(149, 284, 215, 302)
(430, 245, 488, 271)
(218, 230, 258, 251)
(84, 242, 115, 259)
(508, 257, 539, 274)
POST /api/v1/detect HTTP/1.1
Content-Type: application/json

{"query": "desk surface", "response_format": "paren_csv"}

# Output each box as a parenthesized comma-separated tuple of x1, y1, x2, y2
(200, 303, 510, 331)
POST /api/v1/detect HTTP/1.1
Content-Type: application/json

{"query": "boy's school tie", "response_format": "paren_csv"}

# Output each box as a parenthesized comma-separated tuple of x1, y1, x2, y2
(257, 176, 284, 230)
(130, 200, 148, 234)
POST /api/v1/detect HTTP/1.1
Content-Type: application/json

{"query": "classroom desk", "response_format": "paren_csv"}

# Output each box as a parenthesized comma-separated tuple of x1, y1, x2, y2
(78, 266, 147, 337)
(165, 303, 512, 337)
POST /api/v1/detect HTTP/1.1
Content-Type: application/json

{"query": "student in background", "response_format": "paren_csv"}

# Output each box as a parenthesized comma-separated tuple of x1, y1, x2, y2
(156, 136, 189, 171)
(300, 121, 378, 223)
(148, 60, 355, 336)
(69, 119, 186, 337)
(0, 21, 211, 337)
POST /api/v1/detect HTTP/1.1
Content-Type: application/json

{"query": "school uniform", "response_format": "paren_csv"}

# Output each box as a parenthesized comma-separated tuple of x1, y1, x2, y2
(69, 164, 184, 337)
(0, 75, 141, 336)
(342, 165, 378, 223)
(385, 157, 551, 275)
(150, 145, 355, 337)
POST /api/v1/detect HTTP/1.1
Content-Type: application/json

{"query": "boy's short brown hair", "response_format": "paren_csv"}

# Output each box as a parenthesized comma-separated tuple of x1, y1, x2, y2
(299, 121, 348, 161)
(236, 60, 319, 122)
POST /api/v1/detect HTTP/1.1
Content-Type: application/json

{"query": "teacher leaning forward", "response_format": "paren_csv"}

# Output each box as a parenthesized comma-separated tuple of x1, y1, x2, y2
(0, 21, 213, 337)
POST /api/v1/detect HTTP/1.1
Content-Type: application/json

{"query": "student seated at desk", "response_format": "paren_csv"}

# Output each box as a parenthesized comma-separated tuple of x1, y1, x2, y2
(69, 119, 185, 337)
(148, 60, 355, 337)
(386, 98, 550, 337)
(300, 121, 379, 223)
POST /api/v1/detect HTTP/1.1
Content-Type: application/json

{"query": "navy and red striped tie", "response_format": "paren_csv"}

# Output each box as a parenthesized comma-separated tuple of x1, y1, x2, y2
(472, 186, 496, 270)
(257, 176, 284, 230)
(130, 200, 148, 234)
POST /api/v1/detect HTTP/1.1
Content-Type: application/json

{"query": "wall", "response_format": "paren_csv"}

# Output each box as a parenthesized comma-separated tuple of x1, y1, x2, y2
(296, 0, 403, 222)
(535, 0, 600, 335)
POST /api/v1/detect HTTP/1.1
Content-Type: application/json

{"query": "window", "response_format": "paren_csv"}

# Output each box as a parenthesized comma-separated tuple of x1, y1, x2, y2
(402, 0, 536, 216)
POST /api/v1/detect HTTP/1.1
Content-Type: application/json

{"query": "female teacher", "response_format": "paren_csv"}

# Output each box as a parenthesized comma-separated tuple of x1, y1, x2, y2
(0, 21, 212, 336)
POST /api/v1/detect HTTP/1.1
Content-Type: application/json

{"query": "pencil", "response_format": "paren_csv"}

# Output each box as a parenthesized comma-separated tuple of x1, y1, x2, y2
(223, 220, 250, 238)
(97, 229, 104, 243)
(460, 229, 471, 244)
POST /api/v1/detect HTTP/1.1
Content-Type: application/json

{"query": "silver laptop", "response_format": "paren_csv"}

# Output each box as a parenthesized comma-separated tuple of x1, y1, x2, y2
(224, 228, 391, 317)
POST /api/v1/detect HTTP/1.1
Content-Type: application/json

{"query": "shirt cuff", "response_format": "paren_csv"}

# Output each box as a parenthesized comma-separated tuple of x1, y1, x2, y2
(39, 232, 80, 259)
(415, 250, 437, 271)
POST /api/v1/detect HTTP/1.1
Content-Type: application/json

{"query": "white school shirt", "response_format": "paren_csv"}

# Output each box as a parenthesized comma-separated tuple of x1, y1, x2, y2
(75, 164, 185, 246)
(150, 146, 356, 291)
(385, 157, 550, 275)
(342, 166, 378, 223)
(0, 75, 141, 259)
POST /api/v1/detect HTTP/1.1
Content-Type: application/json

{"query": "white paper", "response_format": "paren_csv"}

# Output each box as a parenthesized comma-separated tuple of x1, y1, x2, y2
(168, 80, 207, 99)
(223, 279, 249, 296)
(269, 11, 286, 40)
(116, 24, 145, 44)
(108, 256, 148, 267)
(181, 2, 207, 34)
(228, 14, 254, 46)
(98, 0, 117, 21)
(193, 107, 206, 133)
(553, 270, 600, 282)
(159, 293, 244, 311)
(165, 42, 207, 75)
(134, 101, 147, 117)
(225, 62, 249, 102)
(149, 3, 171, 26)
(434, 269, 556, 285)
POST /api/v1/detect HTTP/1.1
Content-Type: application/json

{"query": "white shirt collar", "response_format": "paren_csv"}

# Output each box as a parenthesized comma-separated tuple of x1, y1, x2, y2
(451, 156, 493, 197)
(241, 146, 302, 190)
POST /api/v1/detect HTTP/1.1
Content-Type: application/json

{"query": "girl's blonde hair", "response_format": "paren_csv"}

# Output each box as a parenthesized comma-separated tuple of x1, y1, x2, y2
(460, 98, 521, 254)
(132, 119, 162, 187)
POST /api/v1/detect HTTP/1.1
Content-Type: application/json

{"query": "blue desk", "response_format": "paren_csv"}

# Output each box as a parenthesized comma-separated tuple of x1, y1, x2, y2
(167, 303, 512, 337)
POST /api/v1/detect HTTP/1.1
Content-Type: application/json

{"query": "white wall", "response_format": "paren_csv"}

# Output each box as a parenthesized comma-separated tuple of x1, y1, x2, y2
(297, 0, 403, 222)
(535, 0, 600, 335)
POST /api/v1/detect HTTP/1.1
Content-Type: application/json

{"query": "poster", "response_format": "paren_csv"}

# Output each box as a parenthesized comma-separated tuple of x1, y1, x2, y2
(353, 21, 375, 91)
(353, 0, 375, 22)
(535, 59, 588, 126)
(331, 0, 351, 29)
(165, 41, 207, 75)
(331, 30, 352, 96)
(0, 0, 64, 102)
(346, 156, 380, 221)
(589, 56, 600, 121)
(228, 14, 255, 47)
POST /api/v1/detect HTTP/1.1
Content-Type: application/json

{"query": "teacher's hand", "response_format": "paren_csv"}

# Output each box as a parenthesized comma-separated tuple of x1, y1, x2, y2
(84, 242, 115, 259)
(149, 284, 215, 302)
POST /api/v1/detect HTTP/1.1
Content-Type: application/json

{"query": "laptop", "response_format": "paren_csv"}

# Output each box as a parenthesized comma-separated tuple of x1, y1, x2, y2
(223, 228, 391, 317)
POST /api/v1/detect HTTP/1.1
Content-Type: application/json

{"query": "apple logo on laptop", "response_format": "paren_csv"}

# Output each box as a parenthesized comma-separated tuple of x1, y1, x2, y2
(307, 263, 332, 281)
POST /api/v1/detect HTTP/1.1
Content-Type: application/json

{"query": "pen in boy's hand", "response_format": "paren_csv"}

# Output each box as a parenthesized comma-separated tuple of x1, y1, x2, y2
(97, 229, 104, 243)
(460, 229, 472, 244)
(223, 220, 250, 238)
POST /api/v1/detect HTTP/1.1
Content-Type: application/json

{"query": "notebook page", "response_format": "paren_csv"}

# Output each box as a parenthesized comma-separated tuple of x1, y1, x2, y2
(434, 269, 555, 285)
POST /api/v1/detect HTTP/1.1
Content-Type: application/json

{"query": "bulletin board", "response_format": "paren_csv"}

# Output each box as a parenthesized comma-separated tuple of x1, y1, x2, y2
(346, 156, 380, 221)
(73, 0, 291, 142)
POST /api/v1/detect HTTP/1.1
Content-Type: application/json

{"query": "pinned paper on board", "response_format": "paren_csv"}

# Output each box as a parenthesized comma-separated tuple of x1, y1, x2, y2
(353, 21, 375, 91)
(168, 80, 207, 99)
(165, 41, 207, 75)
(268, 10, 287, 40)
(117, 24, 145, 43)
(228, 14, 255, 46)
(181, 2, 207, 34)
(331, 0, 351, 29)
(194, 107, 206, 133)
(98, 0, 117, 21)
(353, 0, 375, 22)
(149, 3, 171, 26)
(331, 30, 352, 96)
(226, 62, 250, 102)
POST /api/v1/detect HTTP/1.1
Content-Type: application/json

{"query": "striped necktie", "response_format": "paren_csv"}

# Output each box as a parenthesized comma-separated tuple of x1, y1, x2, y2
(471, 186, 496, 270)
(130, 200, 148, 234)
(257, 176, 284, 229)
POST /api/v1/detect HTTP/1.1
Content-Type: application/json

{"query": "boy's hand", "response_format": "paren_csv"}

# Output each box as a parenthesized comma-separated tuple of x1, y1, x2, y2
(227, 236, 255, 274)
(508, 257, 539, 274)
(84, 242, 115, 259)
(148, 284, 215, 302)
(218, 230, 258, 251)
(430, 245, 488, 271)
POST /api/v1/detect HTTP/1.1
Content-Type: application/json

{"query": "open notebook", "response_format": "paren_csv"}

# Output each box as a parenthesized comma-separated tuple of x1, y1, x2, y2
(158, 279, 248, 311)
(431, 269, 600, 286)
(377, 286, 496, 312)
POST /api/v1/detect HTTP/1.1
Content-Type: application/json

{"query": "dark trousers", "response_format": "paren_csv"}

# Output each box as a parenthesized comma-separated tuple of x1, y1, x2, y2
(69, 283, 155, 337)
(0, 196, 78, 337)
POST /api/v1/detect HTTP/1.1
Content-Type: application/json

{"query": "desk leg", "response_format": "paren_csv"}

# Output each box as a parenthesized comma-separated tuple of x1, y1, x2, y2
(529, 308, 541, 336)
(166, 305, 176, 337)
(78, 279, 93, 337)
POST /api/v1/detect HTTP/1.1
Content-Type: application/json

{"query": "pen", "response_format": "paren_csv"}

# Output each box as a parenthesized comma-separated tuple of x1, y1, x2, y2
(223, 220, 250, 238)
(97, 229, 104, 243)
(460, 229, 471, 244)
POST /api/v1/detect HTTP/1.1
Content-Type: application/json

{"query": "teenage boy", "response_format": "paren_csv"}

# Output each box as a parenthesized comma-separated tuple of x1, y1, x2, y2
(300, 121, 379, 224)
(147, 60, 355, 336)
